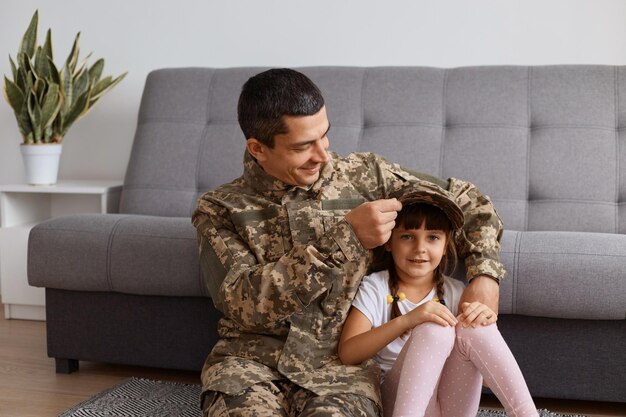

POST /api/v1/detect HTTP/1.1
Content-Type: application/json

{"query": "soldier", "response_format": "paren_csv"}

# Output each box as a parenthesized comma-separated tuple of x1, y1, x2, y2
(192, 68, 505, 416)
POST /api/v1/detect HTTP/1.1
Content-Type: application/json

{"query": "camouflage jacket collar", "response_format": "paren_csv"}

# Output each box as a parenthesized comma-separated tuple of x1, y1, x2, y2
(242, 150, 337, 196)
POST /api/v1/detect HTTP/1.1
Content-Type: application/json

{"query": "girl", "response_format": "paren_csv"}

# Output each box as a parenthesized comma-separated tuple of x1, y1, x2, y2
(338, 188, 538, 417)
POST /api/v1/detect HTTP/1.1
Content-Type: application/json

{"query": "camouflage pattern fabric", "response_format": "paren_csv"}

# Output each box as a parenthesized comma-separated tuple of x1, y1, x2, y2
(202, 380, 379, 416)
(192, 150, 505, 411)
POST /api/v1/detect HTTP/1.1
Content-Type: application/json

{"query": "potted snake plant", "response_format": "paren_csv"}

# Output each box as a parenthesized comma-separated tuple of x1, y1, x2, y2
(2, 10, 126, 185)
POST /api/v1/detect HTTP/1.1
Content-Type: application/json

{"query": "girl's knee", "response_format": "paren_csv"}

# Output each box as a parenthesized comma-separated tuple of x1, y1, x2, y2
(410, 322, 455, 347)
(454, 323, 499, 346)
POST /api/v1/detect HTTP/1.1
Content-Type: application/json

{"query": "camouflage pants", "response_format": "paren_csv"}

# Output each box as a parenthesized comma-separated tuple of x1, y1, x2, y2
(202, 379, 380, 417)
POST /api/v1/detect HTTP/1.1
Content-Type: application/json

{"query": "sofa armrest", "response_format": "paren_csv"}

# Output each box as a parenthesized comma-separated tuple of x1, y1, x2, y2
(28, 214, 206, 297)
(499, 230, 626, 320)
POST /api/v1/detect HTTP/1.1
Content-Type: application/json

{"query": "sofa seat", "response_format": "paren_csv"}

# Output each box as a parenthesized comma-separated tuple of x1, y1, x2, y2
(30, 216, 625, 321)
(28, 214, 205, 297)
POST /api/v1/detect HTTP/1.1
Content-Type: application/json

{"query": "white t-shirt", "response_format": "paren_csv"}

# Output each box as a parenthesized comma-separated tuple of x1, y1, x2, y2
(351, 270, 465, 377)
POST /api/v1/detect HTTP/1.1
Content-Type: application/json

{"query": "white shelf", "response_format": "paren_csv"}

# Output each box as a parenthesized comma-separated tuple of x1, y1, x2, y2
(0, 180, 123, 194)
(0, 181, 123, 320)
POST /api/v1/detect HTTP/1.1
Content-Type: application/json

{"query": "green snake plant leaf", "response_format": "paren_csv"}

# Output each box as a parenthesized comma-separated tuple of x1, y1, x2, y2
(25, 68, 36, 93)
(34, 77, 48, 103)
(53, 112, 63, 139)
(60, 89, 89, 136)
(88, 58, 104, 85)
(9, 56, 18, 81)
(64, 32, 81, 74)
(72, 66, 90, 100)
(18, 112, 33, 143)
(89, 75, 112, 100)
(47, 57, 60, 84)
(16, 66, 28, 92)
(18, 52, 38, 81)
(34, 46, 45, 77)
(59, 61, 74, 116)
(27, 91, 43, 142)
(3, 76, 25, 114)
(74, 51, 93, 77)
(35, 30, 53, 79)
(42, 28, 53, 61)
(18, 10, 38, 58)
(90, 72, 127, 103)
(41, 83, 62, 129)
(18, 104, 33, 141)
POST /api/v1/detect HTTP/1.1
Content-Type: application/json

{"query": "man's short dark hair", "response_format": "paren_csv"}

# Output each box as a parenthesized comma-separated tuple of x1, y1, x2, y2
(238, 68, 325, 148)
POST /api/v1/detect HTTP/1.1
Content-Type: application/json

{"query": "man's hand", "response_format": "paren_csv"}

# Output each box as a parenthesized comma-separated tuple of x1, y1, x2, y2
(458, 275, 499, 327)
(457, 302, 497, 328)
(345, 199, 402, 249)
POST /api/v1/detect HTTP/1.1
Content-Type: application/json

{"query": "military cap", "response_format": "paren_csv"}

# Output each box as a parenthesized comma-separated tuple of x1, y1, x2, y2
(390, 182, 465, 230)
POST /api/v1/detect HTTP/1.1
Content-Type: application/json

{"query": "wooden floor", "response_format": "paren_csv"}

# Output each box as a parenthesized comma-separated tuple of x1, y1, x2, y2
(0, 304, 624, 417)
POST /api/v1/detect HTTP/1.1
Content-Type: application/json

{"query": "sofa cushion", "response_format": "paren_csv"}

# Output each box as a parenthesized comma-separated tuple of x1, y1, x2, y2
(28, 214, 205, 297)
(499, 230, 626, 320)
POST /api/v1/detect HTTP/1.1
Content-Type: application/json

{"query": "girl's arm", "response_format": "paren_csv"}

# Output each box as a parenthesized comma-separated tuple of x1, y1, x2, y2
(338, 302, 458, 365)
(338, 306, 410, 365)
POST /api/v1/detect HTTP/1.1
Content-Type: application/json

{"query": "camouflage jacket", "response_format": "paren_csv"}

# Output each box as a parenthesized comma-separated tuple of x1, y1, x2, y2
(192, 150, 505, 407)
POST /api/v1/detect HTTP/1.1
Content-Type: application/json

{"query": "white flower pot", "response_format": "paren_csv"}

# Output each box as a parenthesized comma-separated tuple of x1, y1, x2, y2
(20, 143, 63, 185)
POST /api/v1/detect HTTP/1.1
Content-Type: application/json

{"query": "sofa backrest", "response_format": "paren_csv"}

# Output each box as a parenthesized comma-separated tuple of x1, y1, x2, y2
(119, 66, 626, 233)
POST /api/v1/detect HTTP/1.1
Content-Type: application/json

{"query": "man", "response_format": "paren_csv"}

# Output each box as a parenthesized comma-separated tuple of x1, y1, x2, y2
(192, 68, 504, 416)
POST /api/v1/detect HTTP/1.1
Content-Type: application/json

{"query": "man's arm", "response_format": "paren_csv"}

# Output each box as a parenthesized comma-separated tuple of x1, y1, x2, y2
(446, 177, 504, 319)
(192, 196, 400, 331)
(193, 200, 367, 331)
(459, 276, 500, 320)
(447, 177, 505, 282)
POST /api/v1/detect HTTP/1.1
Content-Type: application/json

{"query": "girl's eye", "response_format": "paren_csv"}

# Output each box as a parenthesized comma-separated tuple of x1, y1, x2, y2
(400, 234, 413, 240)
(428, 234, 441, 241)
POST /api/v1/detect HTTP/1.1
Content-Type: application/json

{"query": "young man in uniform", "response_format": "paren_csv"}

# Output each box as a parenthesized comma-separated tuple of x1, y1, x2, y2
(193, 68, 504, 416)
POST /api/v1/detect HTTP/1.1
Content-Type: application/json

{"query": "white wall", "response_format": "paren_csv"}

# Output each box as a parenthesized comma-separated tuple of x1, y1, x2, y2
(2, 0, 626, 184)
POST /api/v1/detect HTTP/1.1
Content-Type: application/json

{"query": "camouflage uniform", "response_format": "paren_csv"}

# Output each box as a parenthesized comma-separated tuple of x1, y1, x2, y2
(192, 151, 505, 416)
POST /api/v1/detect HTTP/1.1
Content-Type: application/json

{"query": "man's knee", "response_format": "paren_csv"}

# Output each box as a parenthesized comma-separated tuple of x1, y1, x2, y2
(202, 391, 229, 417)
(202, 382, 286, 417)
(299, 393, 379, 417)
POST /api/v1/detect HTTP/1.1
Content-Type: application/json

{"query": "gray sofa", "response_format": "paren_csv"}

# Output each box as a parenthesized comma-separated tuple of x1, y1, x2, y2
(28, 66, 626, 403)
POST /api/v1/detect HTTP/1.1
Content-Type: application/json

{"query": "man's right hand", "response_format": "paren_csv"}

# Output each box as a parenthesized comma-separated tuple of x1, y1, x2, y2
(345, 198, 402, 249)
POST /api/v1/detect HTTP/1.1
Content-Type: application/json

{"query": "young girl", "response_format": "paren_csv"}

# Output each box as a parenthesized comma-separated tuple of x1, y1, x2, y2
(338, 188, 538, 417)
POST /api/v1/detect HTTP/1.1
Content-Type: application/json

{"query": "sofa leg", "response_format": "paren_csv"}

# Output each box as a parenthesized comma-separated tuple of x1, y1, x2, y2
(55, 358, 79, 374)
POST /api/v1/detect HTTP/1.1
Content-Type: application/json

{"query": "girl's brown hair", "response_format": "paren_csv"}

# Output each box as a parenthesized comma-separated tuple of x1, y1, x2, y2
(370, 203, 458, 320)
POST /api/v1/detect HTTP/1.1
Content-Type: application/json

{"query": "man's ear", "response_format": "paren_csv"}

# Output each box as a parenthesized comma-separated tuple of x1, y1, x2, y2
(246, 138, 267, 162)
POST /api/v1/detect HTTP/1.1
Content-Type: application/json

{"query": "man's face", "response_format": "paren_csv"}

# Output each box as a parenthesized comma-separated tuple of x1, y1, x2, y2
(249, 106, 330, 186)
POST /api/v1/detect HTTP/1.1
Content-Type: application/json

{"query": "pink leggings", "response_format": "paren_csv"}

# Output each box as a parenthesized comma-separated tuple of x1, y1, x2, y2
(381, 323, 538, 417)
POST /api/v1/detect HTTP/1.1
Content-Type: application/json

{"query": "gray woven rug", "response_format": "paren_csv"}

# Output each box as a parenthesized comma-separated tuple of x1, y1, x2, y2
(58, 378, 201, 417)
(58, 377, 587, 417)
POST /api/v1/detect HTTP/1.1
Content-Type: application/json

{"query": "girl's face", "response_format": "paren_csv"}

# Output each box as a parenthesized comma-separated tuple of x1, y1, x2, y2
(385, 222, 447, 286)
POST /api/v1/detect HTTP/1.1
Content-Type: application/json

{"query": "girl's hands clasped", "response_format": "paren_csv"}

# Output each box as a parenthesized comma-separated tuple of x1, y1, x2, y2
(403, 300, 497, 331)
(457, 301, 497, 327)
(405, 300, 458, 328)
